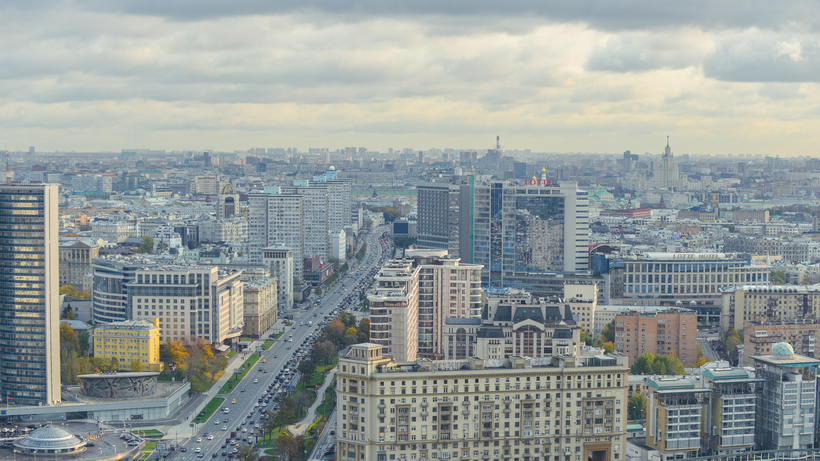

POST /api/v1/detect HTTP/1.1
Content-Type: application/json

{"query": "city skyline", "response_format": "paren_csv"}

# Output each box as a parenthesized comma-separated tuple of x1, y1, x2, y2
(2, 2, 820, 155)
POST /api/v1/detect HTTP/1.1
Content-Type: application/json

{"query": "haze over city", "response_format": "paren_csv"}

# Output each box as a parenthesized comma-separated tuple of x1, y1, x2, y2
(3, 1, 820, 154)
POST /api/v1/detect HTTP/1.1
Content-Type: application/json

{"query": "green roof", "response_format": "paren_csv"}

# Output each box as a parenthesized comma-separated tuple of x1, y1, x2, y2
(626, 423, 644, 432)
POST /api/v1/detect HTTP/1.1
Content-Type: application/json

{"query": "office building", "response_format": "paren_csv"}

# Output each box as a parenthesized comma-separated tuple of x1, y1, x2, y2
(369, 259, 421, 361)
(0, 184, 60, 406)
(720, 284, 820, 333)
(91, 256, 156, 324)
(751, 342, 819, 451)
(473, 177, 589, 279)
(416, 170, 475, 262)
(243, 276, 277, 338)
(646, 376, 709, 461)
(336, 343, 629, 461)
(742, 318, 820, 365)
(248, 188, 304, 281)
(217, 182, 240, 220)
(59, 238, 100, 288)
(71, 174, 113, 193)
(92, 319, 162, 372)
(261, 244, 294, 309)
(127, 263, 244, 345)
(613, 309, 697, 365)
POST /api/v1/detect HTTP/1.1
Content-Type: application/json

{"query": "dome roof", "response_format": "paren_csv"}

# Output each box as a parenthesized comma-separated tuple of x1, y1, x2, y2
(220, 182, 237, 195)
(14, 427, 85, 451)
(328, 166, 336, 171)
(771, 342, 795, 359)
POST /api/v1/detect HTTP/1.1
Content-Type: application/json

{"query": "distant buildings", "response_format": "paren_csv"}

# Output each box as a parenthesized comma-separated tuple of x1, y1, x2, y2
(742, 318, 820, 365)
(59, 238, 100, 288)
(720, 284, 820, 332)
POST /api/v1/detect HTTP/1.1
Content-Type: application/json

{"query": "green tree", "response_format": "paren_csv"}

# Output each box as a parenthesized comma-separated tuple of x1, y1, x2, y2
(601, 320, 615, 343)
(628, 393, 647, 420)
(156, 239, 169, 254)
(630, 352, 655, 375)
(236, 444, 259, 461)
(77, 331, 91, 356)
(315, 287, 322, 296)
(109, 357, 119, 371)
(298, 358, 316, 379)
(138, 236, 155, 254)
(771, 270, 787, 285)
(724, 328, 742, 365)
(130, 360, 143, 372)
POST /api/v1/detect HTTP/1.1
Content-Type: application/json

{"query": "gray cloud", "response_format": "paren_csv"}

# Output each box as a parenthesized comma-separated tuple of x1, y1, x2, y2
(585, 34, 708, 72)
(704, 35, 820, 82)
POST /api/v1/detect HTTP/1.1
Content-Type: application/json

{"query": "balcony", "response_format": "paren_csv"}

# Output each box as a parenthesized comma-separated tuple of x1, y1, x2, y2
(503, 408, 511, 413)
(379, 403, 386, 409)
(482, 431, 493, 438)
(523, 394, 534, 401)
(421, 401, 429, 407)
(462, 409, 470, 416)
(544, 395, 551, 402)
(482, 454, 491, 460)
(421, 410, 428, 417)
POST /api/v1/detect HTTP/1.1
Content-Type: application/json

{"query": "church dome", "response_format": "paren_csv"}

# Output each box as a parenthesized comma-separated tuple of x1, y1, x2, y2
(220, 182, 237, 195)
(771, 342, 795, 359)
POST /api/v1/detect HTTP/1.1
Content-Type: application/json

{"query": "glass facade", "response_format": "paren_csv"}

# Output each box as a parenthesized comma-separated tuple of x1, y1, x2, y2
(0, 185, 59, 405)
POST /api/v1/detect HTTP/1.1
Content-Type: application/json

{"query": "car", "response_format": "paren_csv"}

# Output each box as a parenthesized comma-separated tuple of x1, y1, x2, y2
(253, 379, 258, 384)
(264, 369, 268, 373)
(207, 435, 214, 440)
(181, 448, 188, 452)
(215, 420, 220, 425)
(212, 453, 218, 458)
(231, 399, 236, 404)
(222, 444, 227, 448)
(222, 452, 227, 457)
(259, 367, 263, 371)
(195, 448, 202, 453)
(198, 453, 204, 458)
(197, 438, 203, 443)
(241, 388, 245, 392)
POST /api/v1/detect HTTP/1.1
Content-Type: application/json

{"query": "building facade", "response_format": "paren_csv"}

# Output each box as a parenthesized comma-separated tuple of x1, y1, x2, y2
(741, 318, 820, 365)
(248, 189, 304, 281)
(0, 185, 61, 406)
(646, 376, 709, 461)
(261, 245, 294, 309)
(613, 309, 697, 365)
(720, 284, 820, 333)
(473, 178, 590, 279)
(127, 263, 244, 345)
(92, 319, 162, 371)
(336, 343, 630, 461)
(91, 256, 155, 324)
(369, 260, 421, 362)
(59, 238, 100, 288)
(416, 171, 474, 262)
(243, 277, 277, 338)
(217, 182, 239, 220)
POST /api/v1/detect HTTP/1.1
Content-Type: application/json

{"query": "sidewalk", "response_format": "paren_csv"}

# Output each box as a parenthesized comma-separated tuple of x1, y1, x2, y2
(145, 318, 295, 440)
(286, 367, 337, 436)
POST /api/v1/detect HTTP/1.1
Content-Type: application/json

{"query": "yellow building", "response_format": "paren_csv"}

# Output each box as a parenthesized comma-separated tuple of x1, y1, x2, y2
(92, 319, 162, 372)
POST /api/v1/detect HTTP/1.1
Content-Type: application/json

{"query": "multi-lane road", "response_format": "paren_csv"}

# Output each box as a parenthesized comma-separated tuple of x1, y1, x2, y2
(173, 228, 390, 461)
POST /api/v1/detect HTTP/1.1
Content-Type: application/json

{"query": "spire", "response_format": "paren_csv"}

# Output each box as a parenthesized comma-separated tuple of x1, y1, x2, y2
(667, 135, 669, 148)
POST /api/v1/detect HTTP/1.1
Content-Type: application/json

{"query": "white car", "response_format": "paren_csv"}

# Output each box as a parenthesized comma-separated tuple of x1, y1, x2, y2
(195, 448, 202, 453)
(207, 435, 214, 440)
(222, 426, 227, 431)
(196, 438, 202, 443)
(253, 379, 258, 383)
(215, 420, 220, 425)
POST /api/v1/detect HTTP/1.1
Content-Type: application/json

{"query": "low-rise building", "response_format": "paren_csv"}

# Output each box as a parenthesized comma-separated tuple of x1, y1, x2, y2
(92, 319, 162, 371)
(337, 343, 630, 461)
(59, 238, 100, 288)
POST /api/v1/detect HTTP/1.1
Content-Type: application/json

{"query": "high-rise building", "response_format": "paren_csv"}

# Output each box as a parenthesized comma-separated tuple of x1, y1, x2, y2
(261, 245, 294, 309)
(646, 376, 710, 460)
(0, 184, 60, 405)
(751, 342, 819, 451)
(217, 182, 239, 220)
(248, 188, 304, 281)
(416, 170, 475, 262)
(127, 263, 244, 345)
(337, 343, 629, 461)
(369, 259, 420, 361)
(655, 137, 680, 189)
(613, 309, 697, 365)
(281, 184, 329, 260)
(699, 367, 757, 455)
(91, 255, 155, 324)
(473, 178, 590, 279)
(242, 276, 277, 338)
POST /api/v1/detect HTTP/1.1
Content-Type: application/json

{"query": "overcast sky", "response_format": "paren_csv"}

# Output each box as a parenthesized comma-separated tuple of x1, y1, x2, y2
(2, 1, 820, 155)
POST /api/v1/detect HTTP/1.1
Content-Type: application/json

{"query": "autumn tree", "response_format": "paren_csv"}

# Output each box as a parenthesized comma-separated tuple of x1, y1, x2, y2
(724, 329, 742, 365)
(138, 236, 155, 254)
(695, 344, 710, 367)
(60, 324, 76, 342)
(601, 320, 615, 343)
(110, 357, 119, 371)
(164, 340, 189, 367)
(59, 284, 91, 300)
(275, 433, 305, 461)
(602, 342, 615, 354)
(293, 392, 310, 418)
(298, 358, 316, 379)
(236, 444, 259, 461)
(131, 360, 144, 372)
(628, 393, 647, 420)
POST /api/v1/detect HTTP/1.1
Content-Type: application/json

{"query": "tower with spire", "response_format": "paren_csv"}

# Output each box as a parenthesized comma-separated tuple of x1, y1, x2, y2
(656, 136, 679, 190)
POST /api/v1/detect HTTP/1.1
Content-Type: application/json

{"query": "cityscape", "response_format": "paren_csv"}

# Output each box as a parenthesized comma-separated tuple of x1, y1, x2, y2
(3, 2, 820, 461)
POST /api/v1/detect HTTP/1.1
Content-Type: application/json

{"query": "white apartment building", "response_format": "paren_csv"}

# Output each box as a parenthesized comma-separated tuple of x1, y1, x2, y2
(262, 245, 294, 309)
(126, 263, 244, 345)
(152, 226, 182, 252)
(248, 189, 304, 281)
(330, 229, 345, 262)
(369, 259, 421, 362)
(71, 174, 113, 192)
(91, 221, 133, 242)
(337, 343, 629, 461)
(199, 217, 249, 243)
(562, 282, 597, 331)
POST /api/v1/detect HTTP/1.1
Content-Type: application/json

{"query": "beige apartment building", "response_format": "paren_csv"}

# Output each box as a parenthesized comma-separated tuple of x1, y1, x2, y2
(127, 263, 244, 345)
(741, 318, 820, 366)
(720, 284, 820, 333)
(370, 259, 421, 361)
(613, 309, 697, 365)
(562, 282, 597, 332)
(337, 343, 629, 461)
(243, 276, 277, 338)
(59, 238, 100, 288)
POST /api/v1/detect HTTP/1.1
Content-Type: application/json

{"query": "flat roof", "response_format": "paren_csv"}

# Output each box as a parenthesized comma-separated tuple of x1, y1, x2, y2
(78, 372, 159, 379)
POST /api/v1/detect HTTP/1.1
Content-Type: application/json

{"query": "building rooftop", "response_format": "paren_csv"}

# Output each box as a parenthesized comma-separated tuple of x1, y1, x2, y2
(93, 319, 158, 331)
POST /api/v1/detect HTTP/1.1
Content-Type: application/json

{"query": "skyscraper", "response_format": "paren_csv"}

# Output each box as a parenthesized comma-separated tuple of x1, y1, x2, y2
(416, 169, 474, 262)
(0, 185, 60, 405)
(248, 188, 304, 281)
(655, 137, 680, 189)
(473, 176, 590, 281)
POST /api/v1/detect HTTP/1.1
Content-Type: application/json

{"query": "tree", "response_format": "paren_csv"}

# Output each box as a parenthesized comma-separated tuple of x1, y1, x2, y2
(724, 328, 742, 365)
(298, 359, 316, 379)
(602, 342, 614, 354)
(131, 360, 144, 372)
(695, 344, 710, 367)
(59, 284, 90, 300)
(771, 270, 787, 285)
(357, 318, 370, 343)
(60, 324, 76, 343)
(110, 357, 119, 371)
(325, 319, 346, 345)
(628, 393, 647, 420)
(293, 391, 310, 418)
(77, 331, 91, 356)
(156, 239, 169, 254)
(315, 287, 322, 296)
(601, 320, 615, 343)
(236, 444, 259, 461)
(630, 352, 655, 375)
(138, 236, 155, 254)
(165, 340, 189, 367)
(275, 433, 305, 461)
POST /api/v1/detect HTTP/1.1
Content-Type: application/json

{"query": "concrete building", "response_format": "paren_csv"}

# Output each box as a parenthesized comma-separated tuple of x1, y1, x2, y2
(369, 259, 421, 361)
(330, 228, 345, 262)
(646, 376, 710, 461)
(198, 217, 248, 243)
(416, 170, 475, 262)
(0, 184, 61, 406)
(473, 178, 590, 280)
(751, 342, 819, 451)
(92, 256, 156, 324)
(281, 184, 330, 260)
(243, 276, 277, 338)
(741, 318, 820, 365)
(723, 235, 809, 263)
(720, 284, 820, 333)
(151, 226, 182, 252)
(92, 319, 162, 371)
(217, 182, 239, 220)
(732, 210, 770, 223)
(248, 188, 304, 281)
(71, 174, 113, 193)
(613, 309, 697, 365)
(59, 238, 100, 288)
(698, 367, 758, 456)
(261, 245, 294, 309)
(127, 263, 244, 346)
(193, 175, 221, 195)
(593, 305, 694, 338)
(336, 343, 629, 461)
(563, 282, 597, 333)
(91, 220, 132, 242)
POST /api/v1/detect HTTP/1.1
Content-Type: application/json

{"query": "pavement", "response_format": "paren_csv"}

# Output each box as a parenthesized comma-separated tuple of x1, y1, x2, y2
(286, 367, 337, 436)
